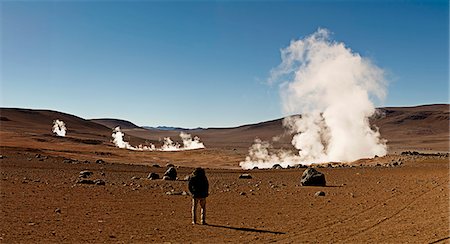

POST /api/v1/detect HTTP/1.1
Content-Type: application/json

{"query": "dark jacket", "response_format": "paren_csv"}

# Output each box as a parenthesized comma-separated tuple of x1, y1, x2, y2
(188, 168, 209, 198)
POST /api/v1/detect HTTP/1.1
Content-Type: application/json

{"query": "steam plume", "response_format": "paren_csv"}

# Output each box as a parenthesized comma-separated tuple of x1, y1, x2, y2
(241, 28, 387, 169)
(112, 126, 137, 150)
(52, 120, 67, 137)
(112, 127, 205, 151)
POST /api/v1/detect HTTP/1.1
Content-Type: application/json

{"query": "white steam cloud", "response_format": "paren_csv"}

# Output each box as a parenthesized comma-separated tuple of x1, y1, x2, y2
(241, 28, 387, 169)
(112, 127, 205, 151)
(52, 119, 67, 137)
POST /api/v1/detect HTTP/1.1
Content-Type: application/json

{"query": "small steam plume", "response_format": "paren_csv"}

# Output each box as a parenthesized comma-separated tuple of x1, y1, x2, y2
(241, 28, 387, 169)
(112, 126, 137, 150)
(160, 132, 206, 151)
(180, 132, 205, 150)
(52, 119, 67, 137)
(112, 127, 205, 151)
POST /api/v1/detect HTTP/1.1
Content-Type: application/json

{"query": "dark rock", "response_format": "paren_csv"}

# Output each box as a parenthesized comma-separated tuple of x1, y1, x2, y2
(152, 164, 161, 168)
(131, 176, 140, 180)
(79, 170, 93, 178)
(77, 179, 95, 184)
(54, 208, 61, 214)
(295, 164, 308, 169)
(63, 159, 73, 164)
(94, 179, 106, 185)
(240, 192, 246, 196)
(300, 168, 326, 186)
(315, 191, 326, 196)
(166, 163, 175, 168)
(147, 173, 160, 180)
(239, 174, 252, 179)
(252, 166, 259, 170)
(163, 167, 177, 180)
(0, 155, 5, 159)
(272, 164, 283, 169)
(95, 159, 104, 164)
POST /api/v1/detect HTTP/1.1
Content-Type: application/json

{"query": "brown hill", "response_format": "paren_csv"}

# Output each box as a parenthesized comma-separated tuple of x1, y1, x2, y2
(90, 118, 141, 130)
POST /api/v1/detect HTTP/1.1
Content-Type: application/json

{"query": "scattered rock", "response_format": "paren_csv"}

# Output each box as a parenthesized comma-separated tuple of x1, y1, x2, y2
(152, 164, 161, 168)
(240, 192, 247, 196)
(315, 191, 326, 197)
(166, 163, 175, 168)
(94, 179, 106, 186)
(272, 164, 283, 169)
(35, 154, 41, 158)
(163, 167, 177, 180)
(63, 159, 73, 164)
(77, 179, 95, 184)
(239, 174, 252, 179)
(300, 168, 326, 186)
(252, 166, 259, 170)
(0, 155, 4, 159)
(166, 190, 188, 196)
(96, 159, 104, 164)
(295, 164, 308, 169)
(183, 175, 191, 181)
(131, 176, 140, 180)
(79, 170, 93, 178)
(55, 208, 61, 214)
(147, 173, 160, 180)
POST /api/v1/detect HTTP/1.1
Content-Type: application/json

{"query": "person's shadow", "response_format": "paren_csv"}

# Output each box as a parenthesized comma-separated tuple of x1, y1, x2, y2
(205, 224, 285, 235)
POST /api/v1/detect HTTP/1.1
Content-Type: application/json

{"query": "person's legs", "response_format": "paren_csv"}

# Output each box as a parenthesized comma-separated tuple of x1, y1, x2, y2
(200, 198, 206, 224)
(192, 198, 198, 224)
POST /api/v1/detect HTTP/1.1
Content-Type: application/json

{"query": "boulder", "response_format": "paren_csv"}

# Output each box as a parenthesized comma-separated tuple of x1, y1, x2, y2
(94, 179, 106, 185)
(147, 173, 160, 180)
(79, 170, 93, 178)
(163, 167, 177, 180)
(239, 174, 252, 179)
(315, 191, 326, 196)
(300, 168, 326, 186)
(272, 164, 283, 169)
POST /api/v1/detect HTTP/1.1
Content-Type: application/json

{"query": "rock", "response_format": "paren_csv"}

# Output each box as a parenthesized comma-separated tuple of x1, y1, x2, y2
(96, 159, 104, 164)
(35, 154, 41, 158)
(63, 159, 73, 164)
(0, 155, 5, 159)
(240, 192, 246, 196)
(79, 170, 93, 178)
(152, 164, 161, 168)
(295, 164, 308, 169)
(166, 163, 175, 168)
(77, 179, 95, 184)
(300, 168, 326, 186)
(163, 167, 177, 180)
(166, 190, 188, 195)
(94, 179, 106, 185)
(315, 191, 326, 196)
(272, 164, 283, 169)
(55, 208, 61, 214)
(239, 174, 252, 179)
(131, 176, 140, 180)
(147, 173, 160, 180)
(183, 175, 191, 181)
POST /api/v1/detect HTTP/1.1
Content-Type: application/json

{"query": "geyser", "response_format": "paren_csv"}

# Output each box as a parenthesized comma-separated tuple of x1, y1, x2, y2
(112, 127, 205, 151)
(52, 120, 67, 137)
(240, 28, 387, 169)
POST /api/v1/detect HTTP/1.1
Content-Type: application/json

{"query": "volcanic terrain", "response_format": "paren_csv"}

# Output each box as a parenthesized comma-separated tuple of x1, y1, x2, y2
(0, 104, 448, 243)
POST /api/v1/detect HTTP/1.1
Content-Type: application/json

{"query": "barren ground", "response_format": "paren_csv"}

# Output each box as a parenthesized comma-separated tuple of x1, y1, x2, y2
(1, 147, 448, 243)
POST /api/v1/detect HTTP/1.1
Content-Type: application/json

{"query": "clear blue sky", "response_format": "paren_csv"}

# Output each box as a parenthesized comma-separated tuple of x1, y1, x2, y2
(1, 1, 448, 128)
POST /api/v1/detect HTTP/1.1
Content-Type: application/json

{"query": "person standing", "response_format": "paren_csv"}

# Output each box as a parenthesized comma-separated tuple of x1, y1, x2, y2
(188, 167, 209, 225)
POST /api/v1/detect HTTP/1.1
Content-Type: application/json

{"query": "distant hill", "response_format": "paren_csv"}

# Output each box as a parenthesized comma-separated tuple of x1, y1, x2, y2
(90, 118, 141, 130)
(143, 126, 205, 131)
(1, 104, 448, 153)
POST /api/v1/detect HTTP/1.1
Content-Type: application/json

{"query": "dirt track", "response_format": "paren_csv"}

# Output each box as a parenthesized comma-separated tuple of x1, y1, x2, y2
(1, 148, 448, 243)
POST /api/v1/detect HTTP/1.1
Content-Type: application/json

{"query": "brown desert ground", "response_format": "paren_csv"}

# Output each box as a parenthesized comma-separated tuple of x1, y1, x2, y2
(0, 104, 449, 243)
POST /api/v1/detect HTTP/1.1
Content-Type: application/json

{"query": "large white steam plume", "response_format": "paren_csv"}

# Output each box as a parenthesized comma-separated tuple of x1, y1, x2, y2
(112, 127, 205, 151)
(240, 28, 387, 169)
(52, 119, 67, 137)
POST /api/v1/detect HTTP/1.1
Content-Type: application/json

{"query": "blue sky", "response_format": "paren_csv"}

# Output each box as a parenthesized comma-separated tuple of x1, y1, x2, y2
(1, 1, 448, 128)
